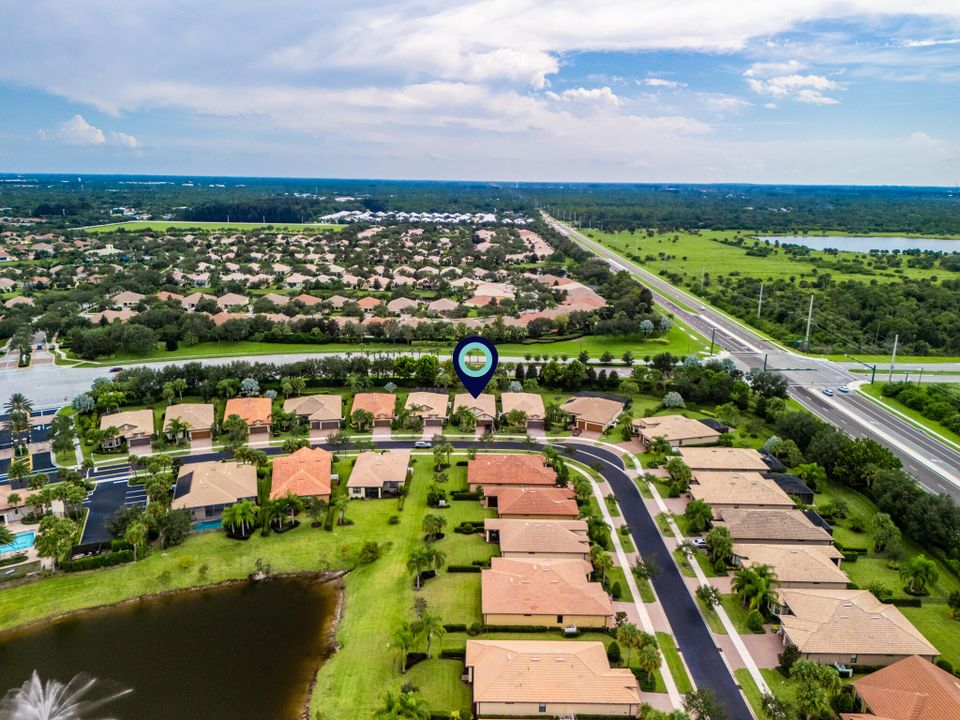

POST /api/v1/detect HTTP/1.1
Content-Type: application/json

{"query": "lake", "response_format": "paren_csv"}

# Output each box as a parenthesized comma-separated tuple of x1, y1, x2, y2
(763, 235, 960, 253)
(0, 576, 339, 720)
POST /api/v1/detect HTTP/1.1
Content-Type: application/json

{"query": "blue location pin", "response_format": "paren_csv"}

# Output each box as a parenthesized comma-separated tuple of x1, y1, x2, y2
(453, 336, 499, 398)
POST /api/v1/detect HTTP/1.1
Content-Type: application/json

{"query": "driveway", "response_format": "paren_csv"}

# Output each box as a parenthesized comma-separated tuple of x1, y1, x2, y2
(80, 466, 146, 544)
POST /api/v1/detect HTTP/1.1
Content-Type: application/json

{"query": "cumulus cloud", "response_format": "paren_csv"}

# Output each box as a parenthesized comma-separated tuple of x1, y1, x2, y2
(643, 78, 685, 88)
(899, 37, 960, 47)
(909, 131, 957, 159)
(743, 60, 807, 78)
(47, 114, 105, 145)
(546, 86, 621, 108)
(745, 73, 840, 104)
(110, 131, 140, 148)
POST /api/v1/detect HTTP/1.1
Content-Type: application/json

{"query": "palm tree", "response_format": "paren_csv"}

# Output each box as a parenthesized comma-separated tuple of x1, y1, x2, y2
(124, 520, 148, 560)
(5, 392, 32, 414)
(4, 411, 31, 450)
(334, 495, 349, 526)
(421, 513, 447, 542)
(7, 458, 30, 487)
(616, 622, 641, 665)
(733, 564, 779, 612)
(637, 643, 662, 684)
(900, 554, 939, 594)
(166, 417, 191, 442)
(647, 435, 671, 455)
(407, 547, 430, 590)
(222, 499, 258, 536)
(392, 622, 415, 673)
(424, 545, 446, 574)
(0, 525, 14, 548)
(419, 612, 446, 658)
(590, 545, 613, 583)
(172, 378, 187, 400)
(375, 690, 430, 720)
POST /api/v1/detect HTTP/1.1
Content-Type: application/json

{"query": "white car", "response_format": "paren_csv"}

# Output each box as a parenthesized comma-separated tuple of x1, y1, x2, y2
(822, 388, 834, 397)
(691, 538, 708, 549)
(414, 441, 432, 448)
(838, 385, 850, 393)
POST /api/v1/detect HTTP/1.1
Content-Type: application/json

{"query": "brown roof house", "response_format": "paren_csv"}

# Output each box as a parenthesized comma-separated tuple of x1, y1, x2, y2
(284, 394, 342, 430)
(224, 397, 273, 437)
(500, 392, 547, 432)
(714, 508, 834, 546)
(484, 519, 590, 560)
(485, 486, 580, 519)
(482, 557, 615, 628)
(679, 447, 769, 472)
(404, 391, 449, 429)
(453, 393, 498, 433)
(347, 450, 411, 499)
(163, 403, 215, 443)
(776, 588, 938, 668)
(689, 471, 795, 511)
(632, 415, 720, 447)
(468, 454, 557, 491)
(271, 446, 333, 501)
(841, 654, 960, 720)
(100, 409, 154, 453)
(732, 543, 847, 589)
(171, 461, 257, 522)
(559, 396, 625, 433)
(350, 392, 395, 428)
(464, 640, 642, 718)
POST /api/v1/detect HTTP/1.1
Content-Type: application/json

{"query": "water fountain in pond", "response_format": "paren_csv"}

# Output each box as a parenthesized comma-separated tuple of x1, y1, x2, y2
(0, 672, 131, 720)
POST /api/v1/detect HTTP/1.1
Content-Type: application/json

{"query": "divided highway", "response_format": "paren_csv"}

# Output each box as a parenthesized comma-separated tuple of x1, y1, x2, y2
(545, 214, 960, 500)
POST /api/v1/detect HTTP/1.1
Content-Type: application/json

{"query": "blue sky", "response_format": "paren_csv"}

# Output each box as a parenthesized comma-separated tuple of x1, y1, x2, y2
(1, 1, 958, 184)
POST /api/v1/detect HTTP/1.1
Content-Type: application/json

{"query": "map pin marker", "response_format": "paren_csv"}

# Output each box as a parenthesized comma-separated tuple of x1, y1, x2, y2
(453, 336, 499, 399)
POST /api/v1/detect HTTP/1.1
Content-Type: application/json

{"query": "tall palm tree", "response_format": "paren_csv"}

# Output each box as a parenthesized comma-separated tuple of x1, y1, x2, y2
(7, 458, 30, 487)
(637, 643, 662, 684)
(5, 392, 32, 415)
(166, 417, 191, 442)
(222, 499, 258, 535)
(407, 547, 430, 590)
(900, 554, 939, 594)
(124, 520, 149, 560)
(591, 545, 613, 583)
(4, 411, 31, 450)
(392, 622, 415, 673)
(375, 691, 430, 720)
(419, 612, 446, 658)
(616, 622, 641, 665)
(334, 495, 349, 526)
(0, 525, 14, 548)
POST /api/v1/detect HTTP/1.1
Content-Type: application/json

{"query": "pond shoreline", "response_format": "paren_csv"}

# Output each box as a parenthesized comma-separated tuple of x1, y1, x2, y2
(300, 571, 348, 720)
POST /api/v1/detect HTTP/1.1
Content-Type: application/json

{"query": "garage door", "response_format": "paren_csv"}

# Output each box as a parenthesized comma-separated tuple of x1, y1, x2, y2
(192, 430, 212, 440)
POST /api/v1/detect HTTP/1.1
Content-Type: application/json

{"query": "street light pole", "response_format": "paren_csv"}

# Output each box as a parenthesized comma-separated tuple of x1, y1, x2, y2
(887, 334, 899, 383)
(803, 295, 814, 352)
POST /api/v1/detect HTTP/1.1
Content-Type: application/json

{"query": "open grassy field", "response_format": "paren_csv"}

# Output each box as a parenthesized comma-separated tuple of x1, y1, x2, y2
(657, 631, 694, 694)
(858, 383, 960, 448)
(81, 220, 345, 233)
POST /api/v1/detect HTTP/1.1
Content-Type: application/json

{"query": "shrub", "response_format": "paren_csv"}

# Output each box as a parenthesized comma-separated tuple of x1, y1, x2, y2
(777, 644, 800, 675)
(610, 581, 622, 599)
(848, 516, 866, 533)
(60, 550, 134, 573)
(178, 555, 193, 570)
(446, 565, 482, 573)
(607, 640, 622, 665)
(388, 515, 400, 525)
(936, 658, 954, 674)
(467, 622, 484, 636)
(745, 609, 764, 633)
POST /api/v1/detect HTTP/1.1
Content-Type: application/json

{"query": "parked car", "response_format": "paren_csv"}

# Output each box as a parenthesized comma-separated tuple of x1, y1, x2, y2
(822, 388, 834, 396)
(691, 538, 708, 549)
(414, 440, 432, 448)
(109, 367, 123, 373)
(838, 385, 850, 393)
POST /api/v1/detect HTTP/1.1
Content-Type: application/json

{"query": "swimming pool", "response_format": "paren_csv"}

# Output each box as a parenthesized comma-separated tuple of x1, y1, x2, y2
(193, 519, 222, 533)
(0, 530, 35, 554)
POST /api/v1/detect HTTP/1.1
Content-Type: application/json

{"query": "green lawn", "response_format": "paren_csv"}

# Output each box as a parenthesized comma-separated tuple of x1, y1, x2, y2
(421, 573, 483, 626)
(901, 606, 960, 668)
(617, 528, 636, 553)
(606, 565, 634, 603)
(720, 594, 765, 634)
(657, 632, 693, 693)
(82, 220, 346, 233)
(403, 659, 471, 714)
(734, 668, 764, 717)
(695, 596, 726, 634)
(859, 383, 960, 448)
(635, 576, 656, 604)
(760, 668, 798, 707)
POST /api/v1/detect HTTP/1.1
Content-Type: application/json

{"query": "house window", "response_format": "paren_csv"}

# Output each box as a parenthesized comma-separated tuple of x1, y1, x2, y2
(556, 615, 563, 623)
(538, 704, 546, 713)
(850, 655, 857, 664)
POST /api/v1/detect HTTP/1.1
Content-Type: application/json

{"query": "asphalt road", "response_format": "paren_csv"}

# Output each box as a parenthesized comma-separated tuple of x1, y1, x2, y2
(545, 214, 960, 500)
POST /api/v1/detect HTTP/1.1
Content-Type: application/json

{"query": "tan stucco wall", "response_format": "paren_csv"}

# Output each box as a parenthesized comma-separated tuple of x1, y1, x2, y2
(481, 613, 612, 629)
(501, 551, 591, 561)
(476, 700, 638, 716)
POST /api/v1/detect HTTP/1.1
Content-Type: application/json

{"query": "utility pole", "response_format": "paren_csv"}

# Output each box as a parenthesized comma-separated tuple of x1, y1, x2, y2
(757, 282, 764, 318)
(888, 334, 899, 383)
(803, 294, 814, 352)
(708, 328, 717, 355)
(699, 266, 705, 295)
(918, 367, 924, 383)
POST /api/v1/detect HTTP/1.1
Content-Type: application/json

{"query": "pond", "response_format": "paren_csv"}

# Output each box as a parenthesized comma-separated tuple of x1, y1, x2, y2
(763, 235, 960, 253)
(0, 576, 339, 720)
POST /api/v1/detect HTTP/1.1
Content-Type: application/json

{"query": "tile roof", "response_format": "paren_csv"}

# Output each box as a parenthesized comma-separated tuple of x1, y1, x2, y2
(500, 392, 546, 420)
(100, 409, 154, 438)
(850, 655, 960, 720)
(779, 589, 938, 658)
(733, 543, 848, 586)
(172, 461, 257, 510)
(465, 640, 640, 705)
(164, 403, 215, 432)
(632, 414, 721, 442)
(404, 392, 449, 420)
(482, 557, 613, 619)
(271, 446, 332, 499)
(715, 508, 834, 543)
(487, 487, 579, 517)
(559, 396, 625, 427)
(224, 397, 272, 426)
(284, 394, 342, 423)
(453, 393, 497, 420)
(689, 471, 795, 508)
(678, 447, 769, 471)
(469, 454, 558, 488)
(486, 519, 590, 555)
(351, 392, 396, 419)
(348, 450, 410, 488)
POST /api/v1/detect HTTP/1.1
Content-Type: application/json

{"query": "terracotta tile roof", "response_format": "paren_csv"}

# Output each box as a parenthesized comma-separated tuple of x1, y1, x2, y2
(356, 296, 381, 309)
(404, 392, 449, 420)
(559, 396, 625, 427)
(778, 589, 938, 658)
(689, 471, 795, 508)
(632, 415, 721, 442)
(465, 640, 640, 706)
(482, 557, 613, 619)
(224, 397, 272, 427)
(500, 392, 546, 420)
(732, 543, 848, 586)
(271, 446, 332, 499)
(284, 394, 342, 423)
(100, 409, 154, 439)
(487, 487, 579, 517)
(715, 508, 833, 544)
(172, 461, 257, 510)
(294, 293, 323, 306)
(164, 403, 215, 432)
(351, 392, 395, 420)
(453, 393, 497, 420)
(469, 454, 558, 488)
(347, 450, 410, 488)
(850, 655, 960, 720)
(679, 447, 768, 471)
(485, 519, 590, 555)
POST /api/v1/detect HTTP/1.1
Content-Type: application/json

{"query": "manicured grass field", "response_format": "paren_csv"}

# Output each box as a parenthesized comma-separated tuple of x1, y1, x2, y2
(657, 631, 694, 693)
(858, 383, 960, 448)
(734, 668, 764, 717)
(82, 220, 345, 233)
(403, 659, 471, 713)
(605, 565, 634, 603)
(720, 594, 765, 634)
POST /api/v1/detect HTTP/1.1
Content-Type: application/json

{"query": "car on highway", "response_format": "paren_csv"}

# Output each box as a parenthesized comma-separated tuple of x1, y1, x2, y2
(413, 441, 432, 448)
(822, 388, 834, 396)
(838, 385, 850, 393)
(698, 305, 706, 311)
(109, 367, 123, 373)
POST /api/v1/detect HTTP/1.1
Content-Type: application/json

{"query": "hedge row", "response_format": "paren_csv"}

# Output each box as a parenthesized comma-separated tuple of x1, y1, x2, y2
(61, 550, 134, 573)
(835, 543, 869, 554)
(888, 597, 923, 608)
(0, 554, 28, 568)
(452, 491, 482, 501)
(447, 565, 482, 573)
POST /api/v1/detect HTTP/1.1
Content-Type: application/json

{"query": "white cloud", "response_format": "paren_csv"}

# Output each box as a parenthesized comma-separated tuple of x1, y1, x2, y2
(743, 60, 807, 78)
(49, 114, 105, 145)
(699, 93, 751, 112)
(746, 73, 840, 104)
(909, 131, 957, 160)
(900, 38, 960, 47)
(644, 78, 684, 88)
(110, 131, 139, 148)
(547, 86, 621, 108)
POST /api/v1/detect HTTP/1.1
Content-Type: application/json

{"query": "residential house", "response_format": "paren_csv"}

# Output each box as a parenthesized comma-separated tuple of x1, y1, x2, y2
(453, 393, 497, 433)
(217, 292, 249, 310)
(559, 396, 625, 433)
(427, 297, 458, 315)
(678, 447, 769, 472)
(841, 654, 960, 720)
(356, 296, 381, 311)
(99, 409, 154, 452)
(181, 292, 214, 311)
(171, 461, 257, 522)
(468, 453, 557, 491)
(485, 486, 579, 519)
(776, 588, 938, 667)
(500, 392, 546, 432)
(284, 394, 342, 430)
(163, 403, 215, 442)
(482, 557, 615, 628)
(386, 297, 418, 314)
(464, 640, 642, 718)
(714, 508, 835, 546)
(350, 392, 395, 427)
(404, 391, 448, 429)
(688, 471, 795, 511)
(732, 544, 848, 589)
(223, 397, 273, 438)
(632, 415, 721, 447)
(111, 290, 145, 308)
(271, 446, 333, 501)
(769, 474, 816, 506)
(484, 519, 591, 560)
(347, 450, 411, 499)
(0, 490, 27, 526)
